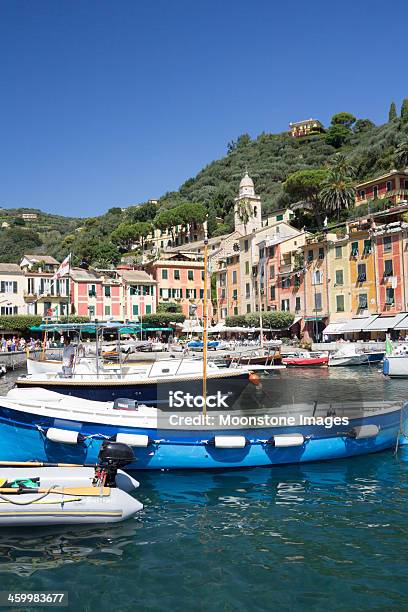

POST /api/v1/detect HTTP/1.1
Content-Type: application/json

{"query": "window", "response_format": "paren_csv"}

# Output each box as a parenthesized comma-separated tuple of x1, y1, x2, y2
(357, 263, 366, 282)
(270, 285, 276, 300)
(335, 245, 342, 259)
(318, 247, 324, 260)
(162, 269, 168, 280)
(351, 242, 359, 257)
(386, 287, 395, 305)
(281, 299, 290, 311)
(336, 295, 345, 312)
(88, 305, 95, 318)
(186, 288, 197, 299)
(245, 261, 250, 275)
(268, 246, 275, 257)
(133, 304, 139, 316)
(358, 294, 368, 309)
(312, 270, 323, 285)
(363, 239, 372, 255)
(232, 289, 238, 300)
(244, 240, 249, 252)
(200, 289, 204, 299)
(145, 305, 152, 314)
(405, 180, 408, 190)
(104, 305, 111, 316)
(246, 304, 251, 313)
(234, 307, 238, 315)
(159, 288, 169, 299)
(1, 306, 17, 315)
(276, 214, 283, 221)
(308, 249, 314, 262)
(259, 247, 265, 259)
(174, 269, 180, 280)
(188, 270, 194, 281)
(269, 265, 275, 278)
(0, 281, 17, 294)
(373, 185, 379, 199)
(359, 189, 365, 200)
(232, 271, 237, 284)
(294, 274, 301, 287)
(384, 260, 393, 277)
(130, 286, 139, 296)
(245, 283, 250, 299)
(221, 288, 226, 299)
(386, 181, 392, 192)
(104, 286, 111, 297)
(295, 297, 301, 312)
(314, 293, 322, 311)
(88, 284, 96, 297)
(335, 270, 344, 285)
(282, 277, 291, 289)
(383, 236, 392, 253)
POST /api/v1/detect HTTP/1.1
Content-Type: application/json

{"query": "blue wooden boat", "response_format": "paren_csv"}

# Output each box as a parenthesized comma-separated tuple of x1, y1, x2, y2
(0, 388, 403, 470)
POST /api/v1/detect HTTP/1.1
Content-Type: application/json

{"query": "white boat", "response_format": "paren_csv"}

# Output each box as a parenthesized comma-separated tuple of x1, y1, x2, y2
(0, 441, 143, 526)
(383, 344, 408, 377)
(328, 345, 369, 367)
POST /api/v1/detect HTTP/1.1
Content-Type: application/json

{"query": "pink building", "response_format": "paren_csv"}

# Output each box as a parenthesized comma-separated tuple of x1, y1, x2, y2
(69, 268, 156, 321)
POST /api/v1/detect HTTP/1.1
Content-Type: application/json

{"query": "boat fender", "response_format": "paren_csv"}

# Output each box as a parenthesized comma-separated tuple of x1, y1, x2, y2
(114, 433, 150, 447)
(46, 427, 83, 445)
(270, 434, 305, 447)
(210, 436, 248, 449)
(348, 424, 379, 439)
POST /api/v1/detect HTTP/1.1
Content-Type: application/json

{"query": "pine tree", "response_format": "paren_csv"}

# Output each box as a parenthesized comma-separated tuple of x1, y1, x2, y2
(389, 101, 397, 121)
(401, 99, 408, 122)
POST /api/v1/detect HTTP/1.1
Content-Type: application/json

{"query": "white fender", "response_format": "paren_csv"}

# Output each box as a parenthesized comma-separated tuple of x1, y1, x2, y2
(115, 433, 150, 447)
(213, 436, 247, 449)
(46, 427, 81, 445)
(273, 434, 305, 447)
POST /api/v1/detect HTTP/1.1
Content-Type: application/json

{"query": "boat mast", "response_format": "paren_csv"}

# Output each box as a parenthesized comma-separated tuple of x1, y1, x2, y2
(202, 218, 209, 417)
(257, 268, 264, 348)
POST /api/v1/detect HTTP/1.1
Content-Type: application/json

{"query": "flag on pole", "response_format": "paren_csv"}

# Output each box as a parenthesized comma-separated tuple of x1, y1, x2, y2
(53, 254, 71, 280)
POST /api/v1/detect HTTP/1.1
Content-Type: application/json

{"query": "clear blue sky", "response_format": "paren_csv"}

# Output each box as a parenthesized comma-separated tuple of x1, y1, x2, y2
(0, 0, 406, 217)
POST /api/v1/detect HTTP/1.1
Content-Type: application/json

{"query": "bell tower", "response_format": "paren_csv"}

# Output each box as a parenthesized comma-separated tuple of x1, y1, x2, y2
(234, 171, 262, 235)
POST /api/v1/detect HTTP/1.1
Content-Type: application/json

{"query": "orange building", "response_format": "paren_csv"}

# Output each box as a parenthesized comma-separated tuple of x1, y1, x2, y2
(355, 170, 408, 207)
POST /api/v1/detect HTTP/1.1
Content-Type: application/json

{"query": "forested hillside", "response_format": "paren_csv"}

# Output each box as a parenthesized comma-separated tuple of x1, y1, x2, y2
(1, 102, 408, 265)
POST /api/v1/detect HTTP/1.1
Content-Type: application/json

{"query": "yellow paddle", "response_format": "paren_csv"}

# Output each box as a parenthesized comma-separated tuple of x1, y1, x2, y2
(0, 486, 111, 497)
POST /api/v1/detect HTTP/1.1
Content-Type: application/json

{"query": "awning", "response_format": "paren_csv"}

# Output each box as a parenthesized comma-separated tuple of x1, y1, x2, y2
(290, 316, 302, 327)
(394, 314, 408, 330)
(340, 315, 379, 333)
(364, 313, 407, 332)
(322, 321, 348, 335)
(304, 316, 325, 322)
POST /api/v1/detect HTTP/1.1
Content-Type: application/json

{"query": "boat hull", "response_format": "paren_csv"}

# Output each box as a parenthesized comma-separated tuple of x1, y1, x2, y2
(282, 357, 328, 367)
(0, 402, 402, 470)
(383, 356, 408, 377)
(15, 371, 250, 408)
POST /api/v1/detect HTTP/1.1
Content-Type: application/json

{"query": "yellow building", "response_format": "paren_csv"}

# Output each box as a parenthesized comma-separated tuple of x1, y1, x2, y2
(347, 221, 378, 315)
(326, 233, 352, 321)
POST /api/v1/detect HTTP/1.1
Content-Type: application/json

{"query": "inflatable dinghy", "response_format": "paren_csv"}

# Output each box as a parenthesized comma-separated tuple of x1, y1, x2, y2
(0, 441, 143, 526)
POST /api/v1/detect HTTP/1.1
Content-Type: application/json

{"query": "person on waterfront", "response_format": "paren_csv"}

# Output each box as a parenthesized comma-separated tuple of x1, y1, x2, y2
(1, 337, 6, 352)
(62, 336, 75, 376)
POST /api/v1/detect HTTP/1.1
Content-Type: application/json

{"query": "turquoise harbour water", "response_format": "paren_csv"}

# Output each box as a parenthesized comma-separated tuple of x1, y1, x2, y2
(0, 368, 408, 611)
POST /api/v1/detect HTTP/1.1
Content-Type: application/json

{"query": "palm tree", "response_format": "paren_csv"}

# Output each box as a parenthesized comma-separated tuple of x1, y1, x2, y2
(236, 198, 253, 232)
(327, 153, 356, 177)
(319, 171, 356, 221)
(394, 140, 408, 170)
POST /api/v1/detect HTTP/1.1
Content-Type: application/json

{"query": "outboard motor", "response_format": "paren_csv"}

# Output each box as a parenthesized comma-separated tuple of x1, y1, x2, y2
(94, 441, 135, 487)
